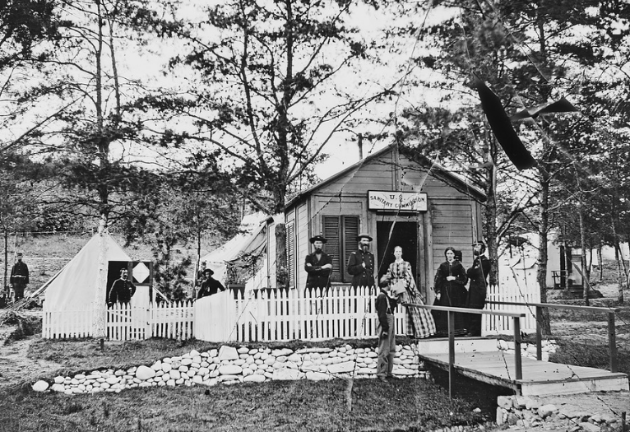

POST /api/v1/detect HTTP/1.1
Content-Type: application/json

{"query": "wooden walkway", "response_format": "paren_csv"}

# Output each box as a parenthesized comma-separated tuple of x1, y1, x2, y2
(417, 339, 629, 396)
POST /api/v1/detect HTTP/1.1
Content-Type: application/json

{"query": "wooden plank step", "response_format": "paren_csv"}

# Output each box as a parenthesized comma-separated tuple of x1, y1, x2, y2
(419, 351, 629, 396)
(417, 337, 499, 355)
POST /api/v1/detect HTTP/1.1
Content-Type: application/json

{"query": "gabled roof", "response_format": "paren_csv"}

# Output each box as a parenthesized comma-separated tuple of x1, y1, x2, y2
(286, 144, 486, 209)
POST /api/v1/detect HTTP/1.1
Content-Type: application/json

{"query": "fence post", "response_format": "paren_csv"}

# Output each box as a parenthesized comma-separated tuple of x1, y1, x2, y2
(513, 316, 522, 380)
(608, 312, 618, 373)
(448, 310, 455, 399)
(535, 306, 543, 361)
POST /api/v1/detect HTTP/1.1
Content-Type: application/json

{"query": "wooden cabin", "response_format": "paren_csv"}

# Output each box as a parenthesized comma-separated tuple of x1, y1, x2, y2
(284, 145, 486, 304)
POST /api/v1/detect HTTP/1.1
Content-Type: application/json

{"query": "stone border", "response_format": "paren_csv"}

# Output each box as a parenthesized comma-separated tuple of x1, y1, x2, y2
(32, 343, 428, 395)
(496, 395, 624, 431)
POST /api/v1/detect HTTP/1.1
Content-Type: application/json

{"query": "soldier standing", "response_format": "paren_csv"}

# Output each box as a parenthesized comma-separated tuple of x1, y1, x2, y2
(10, 252, 30, 301)
(347, 233, 375, 289)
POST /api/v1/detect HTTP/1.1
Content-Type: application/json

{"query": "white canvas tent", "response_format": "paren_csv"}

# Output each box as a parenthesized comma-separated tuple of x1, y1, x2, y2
(43, 232, 131, 312)
(199, 212, 271, 286)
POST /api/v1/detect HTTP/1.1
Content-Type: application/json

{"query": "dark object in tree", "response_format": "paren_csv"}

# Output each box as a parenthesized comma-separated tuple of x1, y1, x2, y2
(476, 81, 535, 170)
(510, 97, 578, 120)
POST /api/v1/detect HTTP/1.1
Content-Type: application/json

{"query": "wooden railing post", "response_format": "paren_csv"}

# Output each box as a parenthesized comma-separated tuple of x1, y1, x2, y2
(513, 316, 522, 380)
(608, 312, 618, 373)
(448, 311, 455, 399)
(535, 306, 543, 361)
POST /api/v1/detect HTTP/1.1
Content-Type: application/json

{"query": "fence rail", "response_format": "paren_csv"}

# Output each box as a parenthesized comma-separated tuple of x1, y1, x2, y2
(43, 282, 542, 342)
(483, 283, 540, 335)
(43, 301, 195, 340)
(224, 286, 407, 342)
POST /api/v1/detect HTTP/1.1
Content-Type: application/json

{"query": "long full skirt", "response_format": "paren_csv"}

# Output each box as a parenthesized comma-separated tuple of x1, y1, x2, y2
(405, 291, 436, 338)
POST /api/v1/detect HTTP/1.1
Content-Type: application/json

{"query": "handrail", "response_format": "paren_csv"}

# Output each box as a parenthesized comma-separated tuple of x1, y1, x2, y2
(486, 300, 620, 373)
(407, 303, 526, 397)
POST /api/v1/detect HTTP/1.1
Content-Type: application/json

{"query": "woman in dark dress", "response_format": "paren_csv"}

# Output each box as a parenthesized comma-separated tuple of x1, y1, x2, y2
(432, 247, 468, 336)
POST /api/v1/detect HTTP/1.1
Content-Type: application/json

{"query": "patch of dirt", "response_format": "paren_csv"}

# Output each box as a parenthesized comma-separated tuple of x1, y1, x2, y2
(0, 309, 63, 389)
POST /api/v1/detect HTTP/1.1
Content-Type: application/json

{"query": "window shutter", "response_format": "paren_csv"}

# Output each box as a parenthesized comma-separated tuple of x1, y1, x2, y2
(342, 216, 359, 283)
(323, 216, 342, 282)
(286, 221, 296, 288)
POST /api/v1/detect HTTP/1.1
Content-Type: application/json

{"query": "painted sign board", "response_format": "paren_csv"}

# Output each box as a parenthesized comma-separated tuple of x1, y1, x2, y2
(367, 191, 428, 212)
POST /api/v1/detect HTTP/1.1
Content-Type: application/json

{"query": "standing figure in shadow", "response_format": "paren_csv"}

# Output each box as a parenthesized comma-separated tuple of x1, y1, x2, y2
(432, 247, 468, 336)
(381, 246, 435, 339)
(466, 241, 491, 336)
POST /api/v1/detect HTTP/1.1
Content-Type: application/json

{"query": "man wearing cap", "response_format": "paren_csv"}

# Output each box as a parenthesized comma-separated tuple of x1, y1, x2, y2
(347, 233, 375, 288)
(465, 241, 491, 336)
(304, 235, 333, 293)
(197, 268, 225, 299)
(10, 253, 30, 301)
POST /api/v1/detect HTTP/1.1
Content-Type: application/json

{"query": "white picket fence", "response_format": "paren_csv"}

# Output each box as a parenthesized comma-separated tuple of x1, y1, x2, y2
(43, 280, 541, 341)
(218, 286, 408, 343)
(43, 301, 195, 340)
(43, 307, 95, 339)
(482, 281, 540, 335)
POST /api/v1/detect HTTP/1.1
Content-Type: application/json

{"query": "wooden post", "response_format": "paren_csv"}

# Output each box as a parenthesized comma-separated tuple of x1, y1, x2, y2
(535, 306, 543, 361)
(608, 312, 618, 373)
(448, 310, 455, 399)
(513, 317, 522, 380)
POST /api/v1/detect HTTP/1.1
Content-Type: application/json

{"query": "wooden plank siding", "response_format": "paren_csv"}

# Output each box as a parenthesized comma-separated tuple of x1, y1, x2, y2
(430, 199, 476, 276)
(284, 145, 485, 301)
(317, 154, 395, 196)
(296, 203, 309, 290)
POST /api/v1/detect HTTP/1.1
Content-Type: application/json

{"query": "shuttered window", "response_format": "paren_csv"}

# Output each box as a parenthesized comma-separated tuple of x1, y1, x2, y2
(286, 221, 296, 288)
(322, 215, 359, 283)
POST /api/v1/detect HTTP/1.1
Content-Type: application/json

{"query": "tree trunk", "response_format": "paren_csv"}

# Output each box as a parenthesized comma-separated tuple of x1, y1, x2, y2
(577, 207, 590, 305)
(537, 170, 552, 335)
(3, 229, 7, 297)
(484, 138, 498, 286)
(598, 244, 603, 281)
(611, 210, 626, 304)
(276, 223, 287, 288)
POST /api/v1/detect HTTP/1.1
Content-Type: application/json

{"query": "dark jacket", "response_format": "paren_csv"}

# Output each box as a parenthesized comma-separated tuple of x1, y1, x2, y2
(347, 249, 375, 288)
(466, 255, 491, 308)
(434, 260, 468, 306)
(197, 277, 225, 299)
(10, 261, 29, 286)
(108, 279, 137, 304)
(375, 290, 397, 332)
(304, 251, 333, 290)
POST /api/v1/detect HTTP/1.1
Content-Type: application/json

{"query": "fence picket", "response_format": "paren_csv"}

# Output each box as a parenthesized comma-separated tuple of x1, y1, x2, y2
(43, 279, 539, 341)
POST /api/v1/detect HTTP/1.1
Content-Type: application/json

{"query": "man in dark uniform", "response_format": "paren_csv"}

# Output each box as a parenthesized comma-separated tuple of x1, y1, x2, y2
(197, 268, 225, 299)
(304, 235, 333, 293)
(10, 252, 29, 301)
(108, 268, 137, 305)
(465, 241, 491, 336)
(347, 233, 375, 289)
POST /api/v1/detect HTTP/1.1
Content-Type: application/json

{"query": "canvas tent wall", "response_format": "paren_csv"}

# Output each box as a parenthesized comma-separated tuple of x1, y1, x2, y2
(199, 212, 282, 289)
(42, 233, 132, 337)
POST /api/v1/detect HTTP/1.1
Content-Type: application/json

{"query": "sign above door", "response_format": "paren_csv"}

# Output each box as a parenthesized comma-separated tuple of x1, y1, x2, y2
(367, 191, 428, 212)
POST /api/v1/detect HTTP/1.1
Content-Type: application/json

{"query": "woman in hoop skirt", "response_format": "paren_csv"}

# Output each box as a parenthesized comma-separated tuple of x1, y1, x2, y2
(381, 246, 435, 339)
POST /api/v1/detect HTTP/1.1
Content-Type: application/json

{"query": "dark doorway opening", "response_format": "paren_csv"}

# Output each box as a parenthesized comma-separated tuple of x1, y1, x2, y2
(376, 221, 419, 281)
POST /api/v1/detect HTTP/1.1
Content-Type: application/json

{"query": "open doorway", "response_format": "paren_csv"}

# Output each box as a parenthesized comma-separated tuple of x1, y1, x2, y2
(376, 221, 419, 282)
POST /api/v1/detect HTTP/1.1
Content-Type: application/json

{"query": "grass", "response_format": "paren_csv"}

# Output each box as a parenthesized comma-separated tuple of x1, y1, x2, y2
(550, 339, 630, 376)
(0, 375, 486, 432)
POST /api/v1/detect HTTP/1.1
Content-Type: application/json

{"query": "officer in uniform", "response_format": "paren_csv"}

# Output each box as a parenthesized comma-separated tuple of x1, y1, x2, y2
(10, 252, 30, 301)
(304, 235, 333, 293)
(347, 233, 375, 289)
(465, 240, 491, 336)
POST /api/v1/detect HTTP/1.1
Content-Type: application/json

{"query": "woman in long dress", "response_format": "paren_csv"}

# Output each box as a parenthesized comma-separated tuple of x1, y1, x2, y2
(432, 247, 468, 336)
(382, 246, 435, 339)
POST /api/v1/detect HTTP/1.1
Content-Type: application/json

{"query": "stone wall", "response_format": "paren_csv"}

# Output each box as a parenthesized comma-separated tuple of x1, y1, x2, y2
(32, 343, 428, 395)
(496, 395, 624, 432)
(497, 339, 557, 361)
